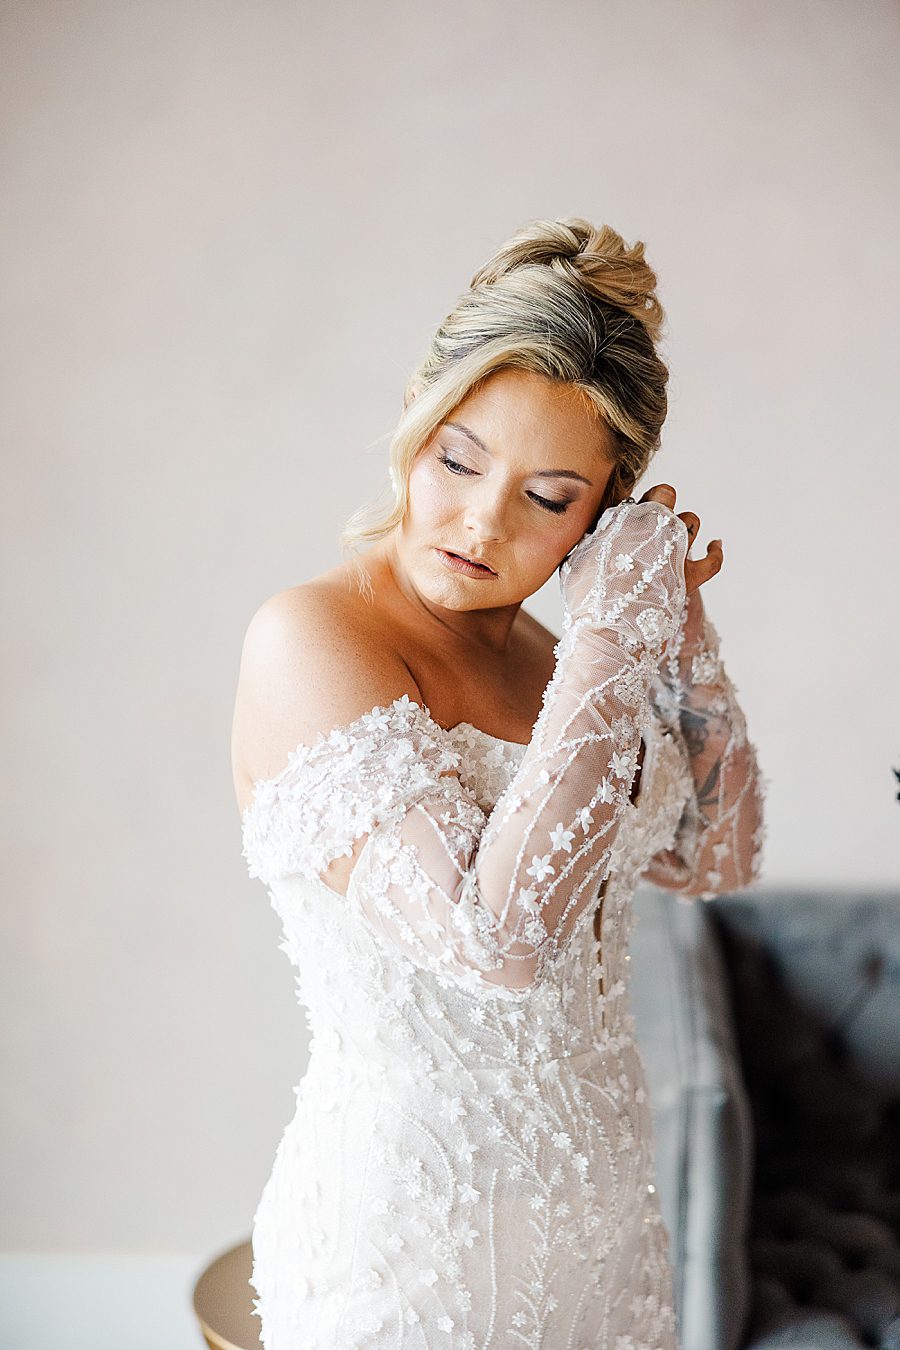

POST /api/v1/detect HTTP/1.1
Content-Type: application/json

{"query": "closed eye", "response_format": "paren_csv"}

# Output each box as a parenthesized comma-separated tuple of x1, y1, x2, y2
(438, 451, 571, 515)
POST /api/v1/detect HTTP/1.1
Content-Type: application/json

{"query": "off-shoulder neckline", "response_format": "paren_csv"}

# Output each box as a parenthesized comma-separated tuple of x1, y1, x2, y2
(240, 695, 528, 824)
(445, 720, 529, 749)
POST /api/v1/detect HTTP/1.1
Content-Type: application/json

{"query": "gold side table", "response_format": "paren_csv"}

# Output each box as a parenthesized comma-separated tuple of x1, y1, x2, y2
(192, 1238, 258, 1350)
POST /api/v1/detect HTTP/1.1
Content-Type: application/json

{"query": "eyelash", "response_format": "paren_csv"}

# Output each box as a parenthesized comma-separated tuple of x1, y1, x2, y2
(437, 452, 571, 515)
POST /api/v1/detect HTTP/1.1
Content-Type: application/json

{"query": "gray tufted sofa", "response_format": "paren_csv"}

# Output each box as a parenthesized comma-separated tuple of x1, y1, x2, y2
(629, 884, 900, 1350)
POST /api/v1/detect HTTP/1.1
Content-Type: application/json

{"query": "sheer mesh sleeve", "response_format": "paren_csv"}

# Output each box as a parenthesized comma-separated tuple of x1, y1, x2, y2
(645, 587, 768, 901)
(242, 499, 689, 993)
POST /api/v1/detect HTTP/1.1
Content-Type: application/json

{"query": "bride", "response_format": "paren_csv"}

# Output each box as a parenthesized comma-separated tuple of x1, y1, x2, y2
(233, 217, 765, 1348)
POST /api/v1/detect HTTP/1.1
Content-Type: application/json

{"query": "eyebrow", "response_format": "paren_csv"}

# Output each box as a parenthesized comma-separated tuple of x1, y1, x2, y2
(444, 421, 594, 487)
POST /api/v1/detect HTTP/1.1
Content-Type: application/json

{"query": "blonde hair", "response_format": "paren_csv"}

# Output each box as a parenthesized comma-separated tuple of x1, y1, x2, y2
(340, 216, 669, 597)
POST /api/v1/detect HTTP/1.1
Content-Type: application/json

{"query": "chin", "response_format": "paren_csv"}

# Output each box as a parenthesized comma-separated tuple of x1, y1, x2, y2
(425, 580, 488, 611)
(414, 568, 491, 610)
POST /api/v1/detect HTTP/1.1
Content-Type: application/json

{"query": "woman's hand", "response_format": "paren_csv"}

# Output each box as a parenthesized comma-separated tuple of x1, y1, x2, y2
(636, 484, 722, 596)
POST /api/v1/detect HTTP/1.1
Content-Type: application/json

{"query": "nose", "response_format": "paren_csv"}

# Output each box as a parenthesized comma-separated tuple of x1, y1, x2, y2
(463, 486, 506, 545)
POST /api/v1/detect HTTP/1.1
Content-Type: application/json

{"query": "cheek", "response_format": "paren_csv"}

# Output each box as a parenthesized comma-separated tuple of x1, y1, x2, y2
(531, 507, 598, 561)
(507, 505, 601, 588)
(407, 457, 456, 526)
(515, 533, 572, 581)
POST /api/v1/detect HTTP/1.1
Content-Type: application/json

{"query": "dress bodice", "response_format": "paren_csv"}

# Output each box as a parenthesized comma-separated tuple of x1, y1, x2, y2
(245, 707, 690, 1349)
(242, 702, 694, 1098)
(442, 713, 691, 871)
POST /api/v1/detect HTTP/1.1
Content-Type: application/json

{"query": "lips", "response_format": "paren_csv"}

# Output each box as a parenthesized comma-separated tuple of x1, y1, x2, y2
(436, 548, 498, 579)
(448, 550, 495, 573)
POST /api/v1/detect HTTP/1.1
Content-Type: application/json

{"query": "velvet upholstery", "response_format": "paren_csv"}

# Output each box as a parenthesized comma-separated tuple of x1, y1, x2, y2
(630, 886, 900, 1350)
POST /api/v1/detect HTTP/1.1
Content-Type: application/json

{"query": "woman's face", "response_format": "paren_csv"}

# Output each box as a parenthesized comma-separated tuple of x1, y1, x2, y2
(394, 367, 617, 612)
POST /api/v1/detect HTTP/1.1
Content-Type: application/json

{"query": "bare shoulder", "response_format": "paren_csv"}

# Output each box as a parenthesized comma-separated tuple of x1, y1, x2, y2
(231, 572, 420, 815)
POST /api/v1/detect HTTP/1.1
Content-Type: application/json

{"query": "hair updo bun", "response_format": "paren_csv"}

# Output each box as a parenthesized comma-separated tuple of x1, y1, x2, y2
(341, 215, 670, 589)
(469, 217, 665, 343)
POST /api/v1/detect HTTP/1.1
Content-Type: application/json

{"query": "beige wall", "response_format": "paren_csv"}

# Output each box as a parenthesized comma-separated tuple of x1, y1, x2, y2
(2, 0, 898, 1255)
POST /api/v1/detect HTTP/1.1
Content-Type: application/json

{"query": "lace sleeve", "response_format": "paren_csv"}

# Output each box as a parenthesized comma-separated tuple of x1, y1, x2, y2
(242, 499, 689, 992)
(644, 587, 768, 900)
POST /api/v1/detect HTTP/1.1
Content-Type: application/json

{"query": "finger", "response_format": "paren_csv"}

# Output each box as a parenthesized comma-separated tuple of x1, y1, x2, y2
(685, 541, 723, 591)
(679, 511, 700, 551)
(639, 483, 677, 508)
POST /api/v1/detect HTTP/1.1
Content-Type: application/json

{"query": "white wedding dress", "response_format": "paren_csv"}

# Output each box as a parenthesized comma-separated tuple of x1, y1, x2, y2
(239, 500, 766, 1349)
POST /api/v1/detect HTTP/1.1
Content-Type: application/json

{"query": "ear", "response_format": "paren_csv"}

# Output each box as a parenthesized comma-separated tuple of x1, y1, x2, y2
(403, 383, 420, 412)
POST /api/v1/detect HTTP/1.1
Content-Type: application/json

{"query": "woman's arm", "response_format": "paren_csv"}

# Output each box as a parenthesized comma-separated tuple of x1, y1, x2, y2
(241, 500, 690, 992)
(644, 586, 767, 899)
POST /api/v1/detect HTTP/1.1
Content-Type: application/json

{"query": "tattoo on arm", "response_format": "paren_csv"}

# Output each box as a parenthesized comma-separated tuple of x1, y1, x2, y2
(694, 758, 721, 810)
(681, 708, 709, 760)
(680, 707, 722, 811)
